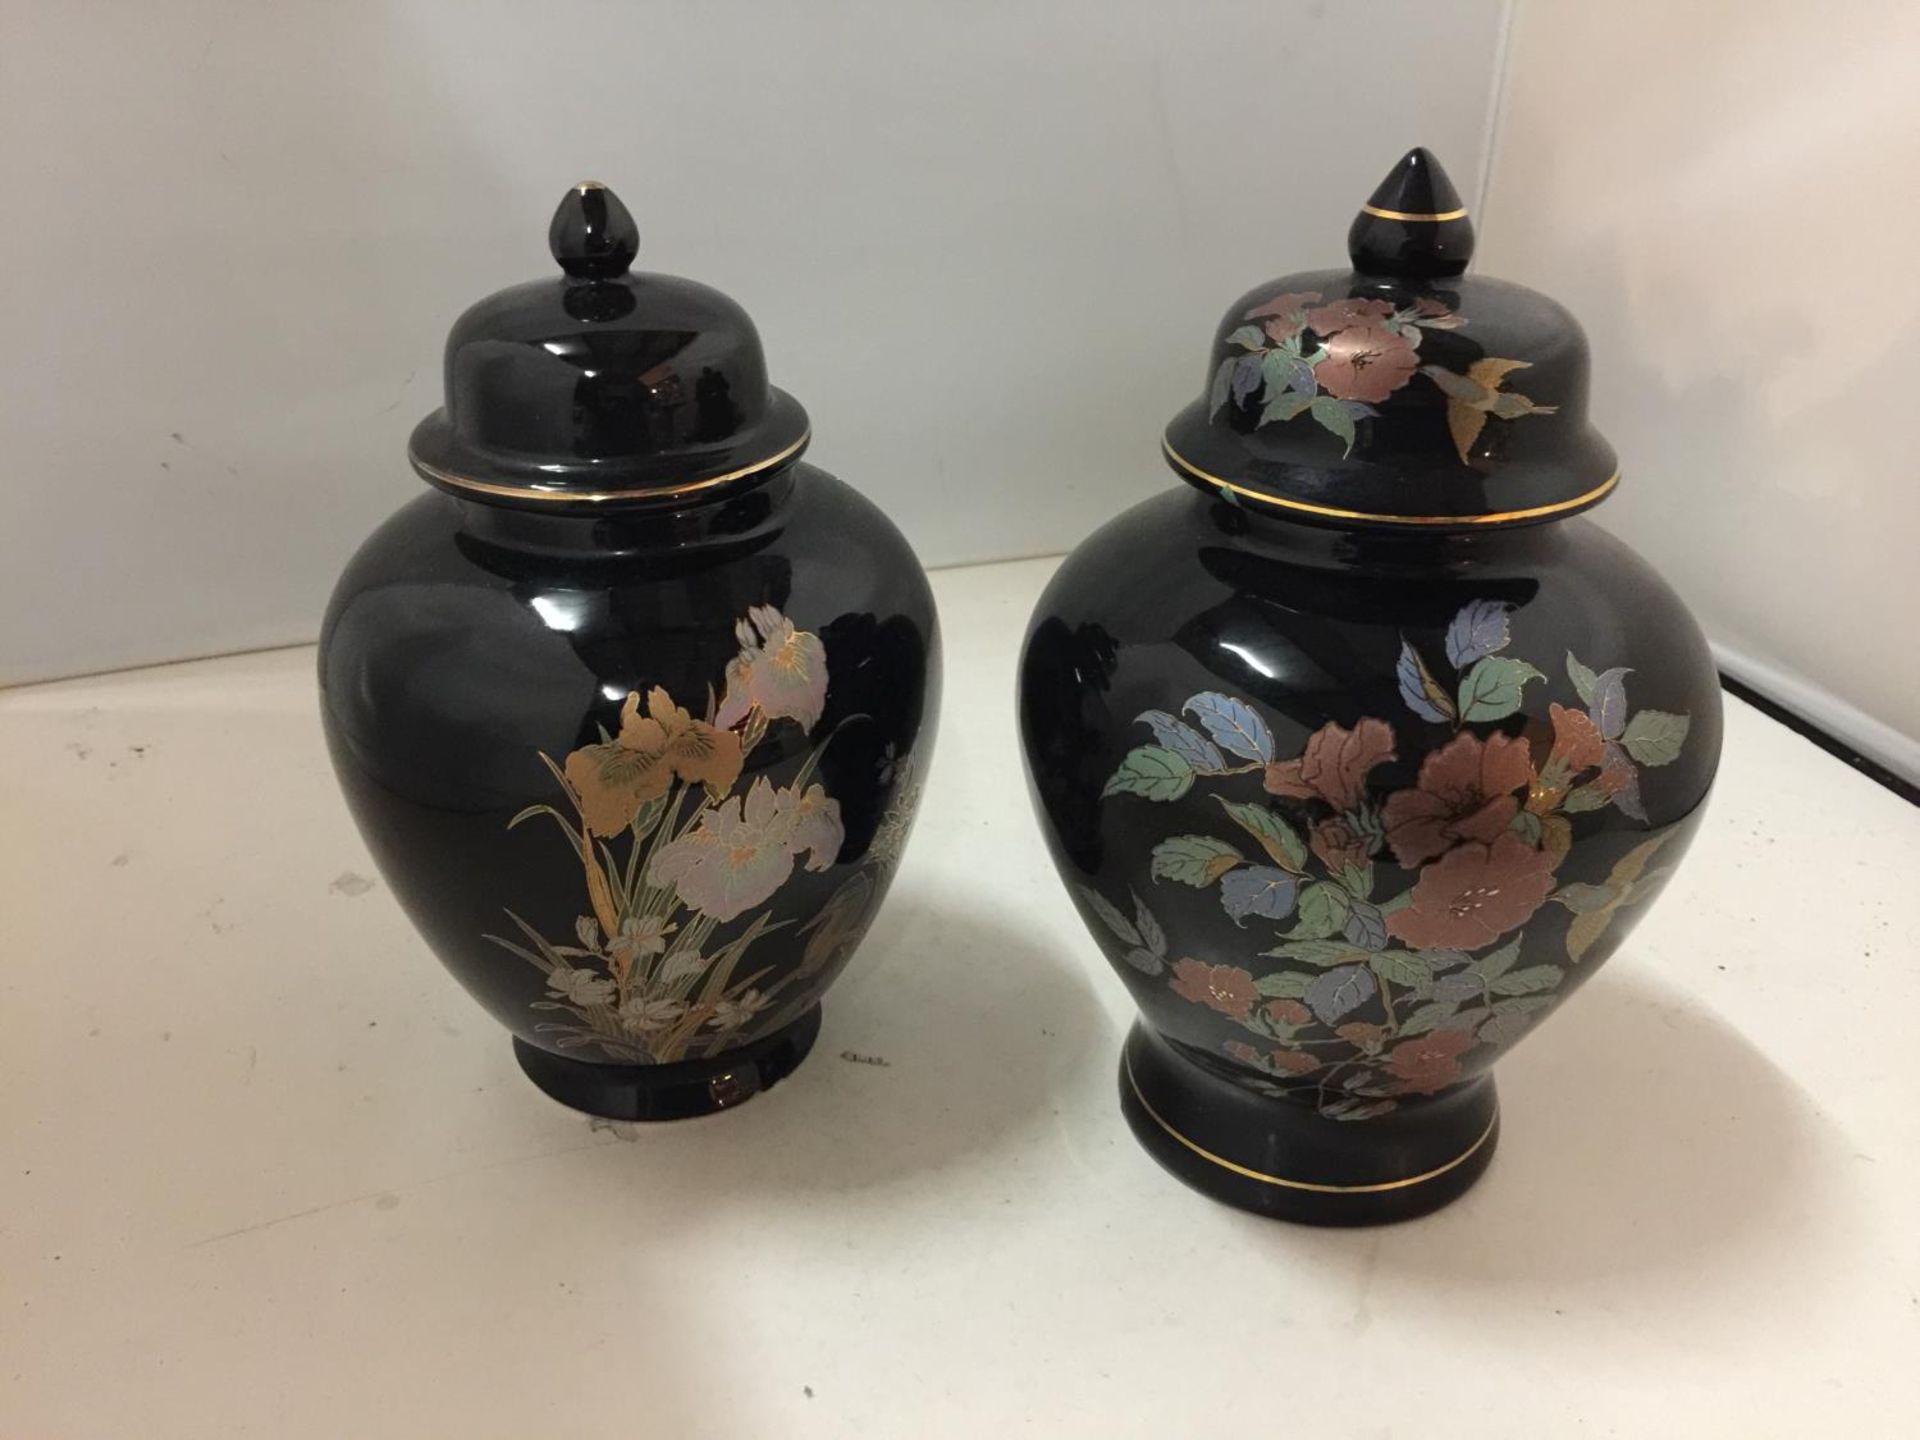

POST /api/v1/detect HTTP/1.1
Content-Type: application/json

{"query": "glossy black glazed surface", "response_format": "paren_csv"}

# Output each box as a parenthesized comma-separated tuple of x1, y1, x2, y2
(323, 467, 937, 1116)
(321, 184, 937, 1119)
(1019, 152, 1720, 1223)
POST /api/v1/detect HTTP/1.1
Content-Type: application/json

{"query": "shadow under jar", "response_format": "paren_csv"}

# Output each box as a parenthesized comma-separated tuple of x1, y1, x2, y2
(321, 183, 939, 1121)
(1018, 149, 1720, 1224)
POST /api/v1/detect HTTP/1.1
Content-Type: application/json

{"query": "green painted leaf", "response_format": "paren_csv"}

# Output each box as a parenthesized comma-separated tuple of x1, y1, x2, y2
(1255, 970, 1312, 999)
(1370, 950, 1432, 989)
(1421, 365, 1490, 403)
(1150, 834, 1244, 887)
(1456, 656, 1545, 723)
(1476, 1009, 1538, 1048)
(1398, 1000, 1460, 1037)
(1225, 324, 1266, 351)
(1260, 390, 1314, 425)
(1217, 797, 1308, 872)
(1338, 863, 1375, 900)
(1621, 709, 1691, 767)
(1309, 394, 1360, 456)
(1490, 964, 1564, 996)
(1290, 880, 1352, 940)
(1492, 995, 1556, 1016)
(1102, 745, 1194, 801)
(1375, 888, 1413, 914)
(1566, 651, 1598, 705)
(1552, 881, 1620, 914)
(1561, 783, 1610, 813)
(1261, 939, 1370, 968)
(1469, 935, 1523, 982)
(1510, 810, 1543, 845)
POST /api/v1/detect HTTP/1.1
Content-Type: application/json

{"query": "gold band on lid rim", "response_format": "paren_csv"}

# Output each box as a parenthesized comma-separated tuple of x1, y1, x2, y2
(1362, 203, 1469, 222)
(410, 430, 810, 504)
(1124, 1050, 1498, 1194)
(1163, 438, 1619, 527)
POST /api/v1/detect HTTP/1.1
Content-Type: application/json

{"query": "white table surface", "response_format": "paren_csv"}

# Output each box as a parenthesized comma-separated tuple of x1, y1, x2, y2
(4, 555, 1917, 1437)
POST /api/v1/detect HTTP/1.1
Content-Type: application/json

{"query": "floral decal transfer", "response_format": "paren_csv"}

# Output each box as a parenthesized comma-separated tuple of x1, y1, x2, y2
(1093, 600, 1690, 1121)
(1209, 291, 1556, 462)
(489, 605, 889, 1065)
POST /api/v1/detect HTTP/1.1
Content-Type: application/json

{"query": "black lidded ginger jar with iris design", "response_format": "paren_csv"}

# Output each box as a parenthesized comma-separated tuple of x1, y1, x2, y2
(1018, 150, 1721, 1224)
(320, 183, 938, 1120)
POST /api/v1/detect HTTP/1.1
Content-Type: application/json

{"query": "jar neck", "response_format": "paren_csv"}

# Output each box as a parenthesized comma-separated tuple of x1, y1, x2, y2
(1194, 487, 1574, 575)
(450, 465, 799, 562)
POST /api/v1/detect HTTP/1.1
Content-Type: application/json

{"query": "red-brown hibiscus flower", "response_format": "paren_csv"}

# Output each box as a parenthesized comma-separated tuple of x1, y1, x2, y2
(1264, 717, 1396, 810)
(1548, 702, 1606, 772)
(1265, 998, 1311, 1027)
(1170, 959, 1258, 1020)
(1385, 833, 1559, 950)
(1309, 815, 1373, 874)
(1381, 731, 1533, 868)
(1314, 323, 1420, 404)
(1267, 1049, 1320, 1076)
(1245, 290, 1322, 345)
(1387, 1028, 1476, 1094)
(1303, 297, 1397, 335)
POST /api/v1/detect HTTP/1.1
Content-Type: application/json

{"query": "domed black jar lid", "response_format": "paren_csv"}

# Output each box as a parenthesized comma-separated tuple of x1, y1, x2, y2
(409, 182, 809, 506)
(1163, 149, 1618, 529)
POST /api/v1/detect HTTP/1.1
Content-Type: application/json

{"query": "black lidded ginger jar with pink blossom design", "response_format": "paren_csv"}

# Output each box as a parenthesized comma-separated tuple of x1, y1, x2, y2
(320, 183, 938, 1121)
(1018, 150, 1721, 1224)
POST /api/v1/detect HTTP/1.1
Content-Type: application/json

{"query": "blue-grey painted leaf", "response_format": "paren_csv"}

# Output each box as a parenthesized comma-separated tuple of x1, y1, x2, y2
(1396, 640, 1456, 723)
(1587, 666, 1633, 739)
(1138, 710, 1226, 773)
(1077, 885, 1140, 947)
(1220, 866, 1299, 925)
(1305, 963, 1377, 1026)
(1230, 353, 1265, 405)
(1605, 742, 1648, 821)
(1183, 692, 1274, 763)
(1320, 1096, 1397, 1122)
(1429, 971, 1485, 1004)
(1285, 356, 1318, 396)
(1343, 898, 1389, 951)
(1208, 358, 1237, 417)
(1131, 891, 1167, 958)
(1444, 598, 1512, 668)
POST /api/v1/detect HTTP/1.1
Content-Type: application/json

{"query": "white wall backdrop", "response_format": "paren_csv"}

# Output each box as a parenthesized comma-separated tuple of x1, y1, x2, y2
(1476, 0, 1920, 779)
(0, 0, 1506, 685)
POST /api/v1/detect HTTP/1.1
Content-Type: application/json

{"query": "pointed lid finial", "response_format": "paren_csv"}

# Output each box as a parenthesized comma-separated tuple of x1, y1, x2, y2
(549, 180, 640, 280)
(406, 178, 810, 507)
(1348, 147, 1474, 279)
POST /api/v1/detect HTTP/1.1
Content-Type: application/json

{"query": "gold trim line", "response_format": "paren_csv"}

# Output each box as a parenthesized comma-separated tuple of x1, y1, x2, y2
(1362, 203, 1469, 222)
(1163, 439, 1619, 526)
(410, 430, 810, 504)
(1125, 1050, 1497, 1194)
